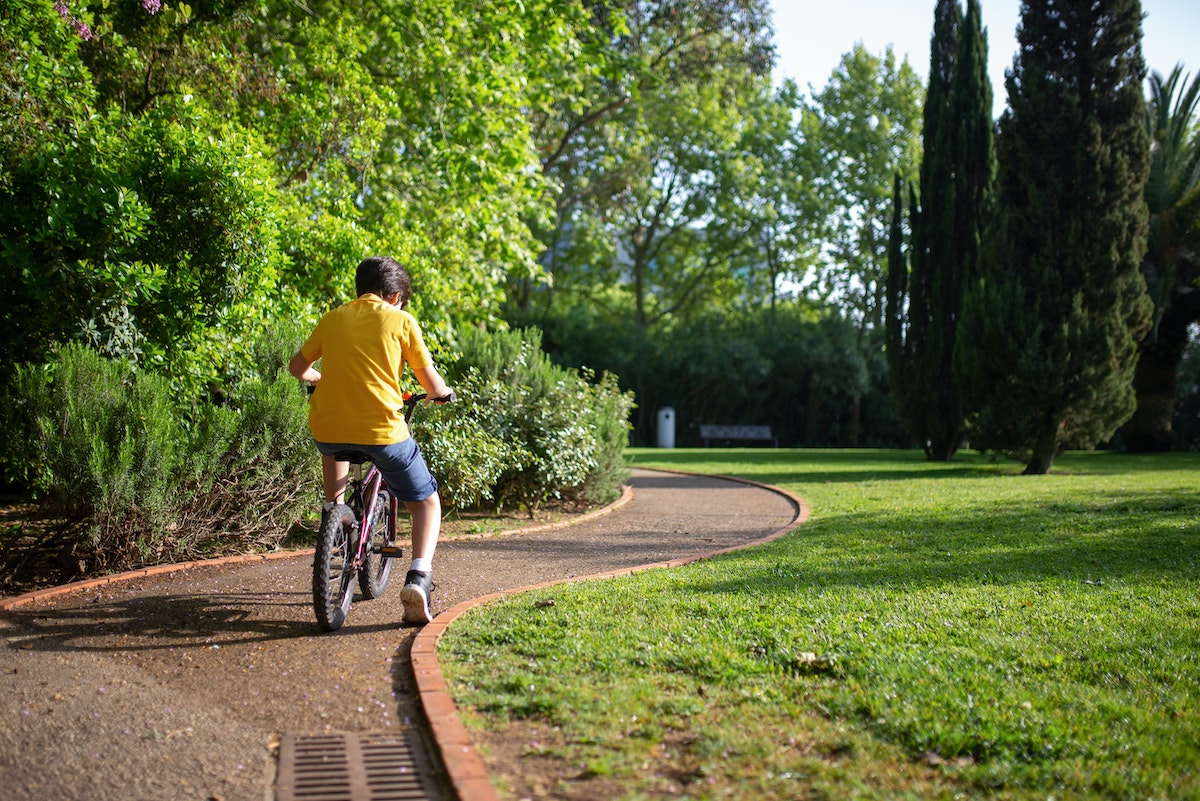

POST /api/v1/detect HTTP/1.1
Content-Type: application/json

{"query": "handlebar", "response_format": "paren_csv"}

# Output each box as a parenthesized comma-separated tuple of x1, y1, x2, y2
(403, 391, 456, 405)
(403, 390, 455, 423)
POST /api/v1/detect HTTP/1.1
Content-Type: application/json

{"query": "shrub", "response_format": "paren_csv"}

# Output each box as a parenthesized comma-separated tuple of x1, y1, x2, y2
(0, 323, 634, 579)
(438, 327, 634, 512)
(410, 372, 533, 511)
(0, 343, 316, 574)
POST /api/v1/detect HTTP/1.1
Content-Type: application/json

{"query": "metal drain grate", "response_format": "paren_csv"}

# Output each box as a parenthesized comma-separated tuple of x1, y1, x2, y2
(277, 732, 436, 801)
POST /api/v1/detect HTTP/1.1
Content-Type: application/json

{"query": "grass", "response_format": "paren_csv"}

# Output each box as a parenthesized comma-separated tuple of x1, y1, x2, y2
(438, 449, 1200, 799)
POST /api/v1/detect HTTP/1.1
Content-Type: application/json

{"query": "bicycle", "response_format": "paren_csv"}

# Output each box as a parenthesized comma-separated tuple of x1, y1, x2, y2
(312, 391, 453, 632)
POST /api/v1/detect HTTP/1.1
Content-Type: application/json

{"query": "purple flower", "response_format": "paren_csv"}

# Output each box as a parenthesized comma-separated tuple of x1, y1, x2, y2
(54, 2, 93, 41)
(141, 0, 161, 13)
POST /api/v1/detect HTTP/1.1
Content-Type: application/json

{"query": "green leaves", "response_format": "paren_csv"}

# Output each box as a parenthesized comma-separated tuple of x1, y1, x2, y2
(801, 44, 924, 332)
(959, 0, 1152, 471)
(0, 101, 285, 393)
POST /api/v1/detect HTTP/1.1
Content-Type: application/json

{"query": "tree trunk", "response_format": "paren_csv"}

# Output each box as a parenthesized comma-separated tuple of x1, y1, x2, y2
(1123, 294, 1200, 452)
(1024, 420, 1061, 475)
(928, 432, 960, 462)
(1123, 340, 1181, 451)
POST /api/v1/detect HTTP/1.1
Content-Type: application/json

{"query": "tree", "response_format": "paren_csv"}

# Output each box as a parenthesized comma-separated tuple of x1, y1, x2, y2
(799, 44, 923, 445)
(2, 0, 591, 386)
(0, 1, 286, 386)
(729, 79, 825, 311)
(1123, 65, 1200, 451)
(507, 0, 779, 325)
(957, 0, 1152, 474)
(886, 0, 994, 461)
(801, 44, 924, 337)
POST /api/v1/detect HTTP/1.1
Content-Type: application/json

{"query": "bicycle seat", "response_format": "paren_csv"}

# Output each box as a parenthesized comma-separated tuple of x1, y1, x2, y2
(331, 449, 372, 465)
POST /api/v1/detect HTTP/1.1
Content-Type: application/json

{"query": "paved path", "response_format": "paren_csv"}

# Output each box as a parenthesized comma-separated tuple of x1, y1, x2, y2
(0, 469, 803, 801)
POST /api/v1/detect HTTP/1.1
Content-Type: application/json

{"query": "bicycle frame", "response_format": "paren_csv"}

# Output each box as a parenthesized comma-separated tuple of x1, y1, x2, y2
(346, 462, 397, 568)
(338, 391, 439, 568)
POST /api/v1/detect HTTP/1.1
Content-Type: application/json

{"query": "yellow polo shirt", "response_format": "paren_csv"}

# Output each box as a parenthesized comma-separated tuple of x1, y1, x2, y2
(300, 294, 433, 445)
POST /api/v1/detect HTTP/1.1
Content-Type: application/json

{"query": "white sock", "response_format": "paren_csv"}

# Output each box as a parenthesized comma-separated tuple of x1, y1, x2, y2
(410, 557, 432, 574)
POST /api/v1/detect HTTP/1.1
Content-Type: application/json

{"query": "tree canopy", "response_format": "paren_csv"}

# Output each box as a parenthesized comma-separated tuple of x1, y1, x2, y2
(1123, 65, 1200, 451)
(886, 0, 994, 461)
(957, 0, 1152, 473)
(3, 0, 1193, 456)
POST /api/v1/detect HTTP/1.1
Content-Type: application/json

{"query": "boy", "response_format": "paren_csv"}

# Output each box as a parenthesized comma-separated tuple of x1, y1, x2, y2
(289, 256, 453, 625)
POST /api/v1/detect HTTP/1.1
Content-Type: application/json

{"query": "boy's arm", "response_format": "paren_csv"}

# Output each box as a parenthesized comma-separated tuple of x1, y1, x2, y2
(289, 350, 321, 384)
(412, 365, 453, 401)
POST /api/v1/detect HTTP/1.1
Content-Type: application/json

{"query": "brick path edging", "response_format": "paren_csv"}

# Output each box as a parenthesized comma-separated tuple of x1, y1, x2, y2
(411, 469, 810, 801)
(0, 549, 313, 611)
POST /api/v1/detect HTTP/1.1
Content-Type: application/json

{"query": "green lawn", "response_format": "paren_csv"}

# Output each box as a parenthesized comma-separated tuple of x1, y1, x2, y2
(438, 449, 1200, 799)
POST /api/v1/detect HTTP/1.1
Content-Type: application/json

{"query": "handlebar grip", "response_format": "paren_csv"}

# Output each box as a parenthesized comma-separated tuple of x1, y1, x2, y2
(403, 392, 456, 405)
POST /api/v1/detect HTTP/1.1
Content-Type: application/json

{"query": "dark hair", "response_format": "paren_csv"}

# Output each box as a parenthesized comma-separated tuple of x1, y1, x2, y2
(355, 256, 412, 309)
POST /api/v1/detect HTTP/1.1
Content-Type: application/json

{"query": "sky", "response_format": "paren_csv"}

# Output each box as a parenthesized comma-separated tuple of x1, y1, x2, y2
(768, 0, 1200, 117)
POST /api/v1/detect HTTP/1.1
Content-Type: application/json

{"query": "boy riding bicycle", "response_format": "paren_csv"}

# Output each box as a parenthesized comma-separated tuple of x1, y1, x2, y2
(289, 256, 453, 625)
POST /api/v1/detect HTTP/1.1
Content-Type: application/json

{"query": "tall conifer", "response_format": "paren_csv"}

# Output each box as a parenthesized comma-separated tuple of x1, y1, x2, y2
(957, 0, 1152, 474)
(885, 0, 993, 460)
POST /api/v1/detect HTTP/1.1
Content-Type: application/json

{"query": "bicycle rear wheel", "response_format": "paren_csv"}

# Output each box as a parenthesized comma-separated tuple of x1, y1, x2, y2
(358, 490, 396, 599)
(313, 503, 357, 632)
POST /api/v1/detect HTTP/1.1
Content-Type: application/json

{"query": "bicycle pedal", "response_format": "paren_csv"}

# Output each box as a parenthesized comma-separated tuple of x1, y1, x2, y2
(378, 546, 404, 559)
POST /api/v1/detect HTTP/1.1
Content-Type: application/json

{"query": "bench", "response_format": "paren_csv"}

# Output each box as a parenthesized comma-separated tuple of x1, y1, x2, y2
(699, 424, 778, 447)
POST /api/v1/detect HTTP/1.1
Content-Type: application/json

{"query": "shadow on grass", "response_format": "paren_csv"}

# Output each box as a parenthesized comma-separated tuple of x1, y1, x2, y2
(630, 448, 1200, 483)
(696, 489, 1200, 595)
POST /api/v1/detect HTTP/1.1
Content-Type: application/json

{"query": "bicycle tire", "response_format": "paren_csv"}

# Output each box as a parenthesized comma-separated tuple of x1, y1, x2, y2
(358, 490, 396, 599)
(313, 503, 357, 632)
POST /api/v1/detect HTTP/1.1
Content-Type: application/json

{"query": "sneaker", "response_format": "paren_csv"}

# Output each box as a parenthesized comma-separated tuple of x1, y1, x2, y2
(400, 570, 433, 625)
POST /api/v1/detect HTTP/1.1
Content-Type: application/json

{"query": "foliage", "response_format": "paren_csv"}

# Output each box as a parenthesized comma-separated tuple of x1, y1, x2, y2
(441, 449, 1200, 800)
(434, 327, 635, 512)
(1, 3, 288, 395)
(0, 319, 637, 578)
(1175, 325, 1200, 450)
(800, 44, 924, 335)
(0, 0, 95, 170)
(528, 299, 899, 447)
(1123, 64, 1200, 451)
(886, 0, 995, 462)
(0, 343, 316, 574)
(509, 0, 800, 332)
(958, 0, 1153, 473)
(1, 0, 594, 390)
(411, 373, 534, 512)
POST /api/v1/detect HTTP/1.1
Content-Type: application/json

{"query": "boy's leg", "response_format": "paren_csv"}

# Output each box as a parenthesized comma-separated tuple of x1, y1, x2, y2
(401, 492, 440, 625)
(404, 493, 441, 563)
(321, 453, 349, 504)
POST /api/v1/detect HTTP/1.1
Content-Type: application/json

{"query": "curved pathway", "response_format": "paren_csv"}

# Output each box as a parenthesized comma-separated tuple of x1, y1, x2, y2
(0, 468, 805, 801)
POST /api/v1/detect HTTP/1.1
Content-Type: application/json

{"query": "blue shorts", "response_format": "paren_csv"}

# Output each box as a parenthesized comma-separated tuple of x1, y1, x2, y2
(314, 437, 438, 502)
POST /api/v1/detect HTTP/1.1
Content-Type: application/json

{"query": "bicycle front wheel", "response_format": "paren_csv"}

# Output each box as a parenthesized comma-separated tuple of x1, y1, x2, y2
(313, 503, 357, 632)
(358, 490, 396, 599)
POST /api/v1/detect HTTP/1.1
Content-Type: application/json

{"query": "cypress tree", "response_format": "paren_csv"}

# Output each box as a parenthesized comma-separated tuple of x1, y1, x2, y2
(885, 172, 911, 424)
(885, 0, 993, 460)
(957, 0, 1152, 474)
